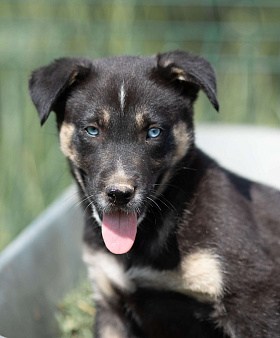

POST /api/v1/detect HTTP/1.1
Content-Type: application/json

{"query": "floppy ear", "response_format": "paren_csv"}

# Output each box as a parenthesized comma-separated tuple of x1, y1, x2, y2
(29, 57, 92, 125)
(156, 51, 219, 111)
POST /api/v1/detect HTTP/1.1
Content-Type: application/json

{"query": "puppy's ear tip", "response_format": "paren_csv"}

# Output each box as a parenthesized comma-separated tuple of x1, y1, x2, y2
(204, 86, 219, 112)
(213, 99, 219, 112)
(40, 115, 48, 126)
(31, 100, 51, 126)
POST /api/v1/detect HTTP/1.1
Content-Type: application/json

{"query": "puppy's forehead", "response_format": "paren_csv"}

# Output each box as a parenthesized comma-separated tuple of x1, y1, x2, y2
(68, 58, 150, 113)
(67, 56, 180, 125)
(93, 60, 152, 102)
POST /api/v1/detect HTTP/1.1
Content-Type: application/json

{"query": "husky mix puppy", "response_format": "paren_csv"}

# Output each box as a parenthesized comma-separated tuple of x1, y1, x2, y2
(29, 51, 280, 338)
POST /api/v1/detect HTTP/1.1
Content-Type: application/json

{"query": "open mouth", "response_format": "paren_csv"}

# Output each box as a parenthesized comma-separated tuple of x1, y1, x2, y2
(102, 211, 138, 255)
(91, 184, 149, 254)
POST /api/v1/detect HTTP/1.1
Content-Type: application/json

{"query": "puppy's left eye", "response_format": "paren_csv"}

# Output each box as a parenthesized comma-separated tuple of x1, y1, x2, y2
(147, 127, 161, 139)
(85, 126, 99, 136)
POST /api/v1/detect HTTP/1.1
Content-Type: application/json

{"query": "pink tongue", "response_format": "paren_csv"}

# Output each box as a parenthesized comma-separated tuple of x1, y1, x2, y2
(102, 212, 137, 254)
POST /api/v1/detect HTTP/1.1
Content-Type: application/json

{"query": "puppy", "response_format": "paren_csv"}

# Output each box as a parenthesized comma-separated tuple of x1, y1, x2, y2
(29, 51, 280, 337)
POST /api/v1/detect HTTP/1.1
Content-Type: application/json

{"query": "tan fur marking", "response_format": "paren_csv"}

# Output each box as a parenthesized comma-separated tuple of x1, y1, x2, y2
(172, 122, 191, 165)
(171, 67, 187, 81)
(102, 109, 110, 125)
(59, 123, 77, 163)
(127, 249, 223, 302)
(68, 71, 79, 86)
(181, 250, 223, 300)
(136, 112, 145, 129)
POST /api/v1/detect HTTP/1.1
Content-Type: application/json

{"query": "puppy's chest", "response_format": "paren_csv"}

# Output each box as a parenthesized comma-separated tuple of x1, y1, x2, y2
(83, 246, 223, 303)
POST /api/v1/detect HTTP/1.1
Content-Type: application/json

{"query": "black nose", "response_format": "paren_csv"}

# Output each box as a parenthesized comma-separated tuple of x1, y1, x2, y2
(106, 184, 135, 206)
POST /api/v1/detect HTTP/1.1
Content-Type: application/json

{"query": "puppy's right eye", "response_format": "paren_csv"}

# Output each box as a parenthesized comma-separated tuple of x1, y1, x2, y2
(85, 126, 99, 136)
(147, 127, 161, 139)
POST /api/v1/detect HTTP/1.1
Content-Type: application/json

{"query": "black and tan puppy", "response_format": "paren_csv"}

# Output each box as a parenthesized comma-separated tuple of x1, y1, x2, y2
(29, 51, 280, 337)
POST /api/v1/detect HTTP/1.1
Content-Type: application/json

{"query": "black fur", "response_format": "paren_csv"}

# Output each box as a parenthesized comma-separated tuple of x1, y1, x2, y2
(29, 51, 280, 337)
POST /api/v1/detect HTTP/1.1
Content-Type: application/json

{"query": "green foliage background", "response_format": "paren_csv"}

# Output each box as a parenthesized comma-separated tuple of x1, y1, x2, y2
(1, 0, 280, 250)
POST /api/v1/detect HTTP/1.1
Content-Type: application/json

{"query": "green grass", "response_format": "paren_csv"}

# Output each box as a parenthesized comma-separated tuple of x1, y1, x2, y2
(0, 0, 280, 251)
(56, 279, 95, 337)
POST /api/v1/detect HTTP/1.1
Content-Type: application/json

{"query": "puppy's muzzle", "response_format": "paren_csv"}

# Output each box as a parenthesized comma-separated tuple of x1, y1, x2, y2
(106, 184, 135, 206)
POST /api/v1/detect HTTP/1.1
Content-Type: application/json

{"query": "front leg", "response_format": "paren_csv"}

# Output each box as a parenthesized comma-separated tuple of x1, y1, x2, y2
(94, 303, 141, 338)
(83, 246, 143, 337)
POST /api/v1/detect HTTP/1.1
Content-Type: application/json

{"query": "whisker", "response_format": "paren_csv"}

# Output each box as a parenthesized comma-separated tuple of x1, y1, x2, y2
(152, 194, 178, 215)
(83, 200, 95, 215)
(146, 196, 162, 212)
(153, 183, 186, 195)
(76, 194, 95, 208)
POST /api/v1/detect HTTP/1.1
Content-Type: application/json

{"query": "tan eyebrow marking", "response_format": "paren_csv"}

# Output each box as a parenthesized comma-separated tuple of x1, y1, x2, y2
(102, 109, 110, 125)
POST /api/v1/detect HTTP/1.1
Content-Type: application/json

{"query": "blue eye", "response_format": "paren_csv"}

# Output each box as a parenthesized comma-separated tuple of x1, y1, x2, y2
(147, 127, 161, 139)
(85, 126, 99, 136)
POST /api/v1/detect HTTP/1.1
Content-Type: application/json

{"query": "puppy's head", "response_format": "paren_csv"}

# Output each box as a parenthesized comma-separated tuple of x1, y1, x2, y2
(29, 51, 218, 254)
